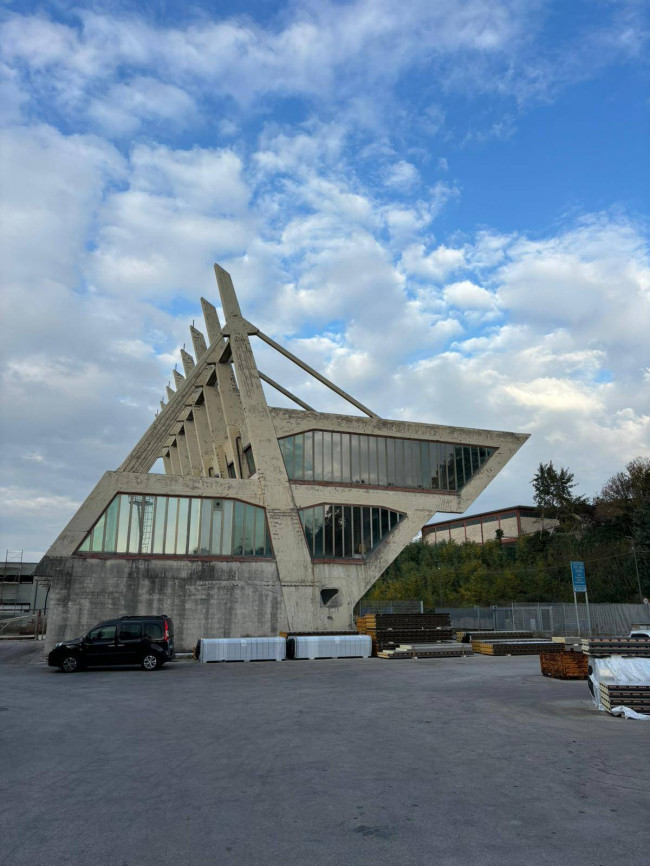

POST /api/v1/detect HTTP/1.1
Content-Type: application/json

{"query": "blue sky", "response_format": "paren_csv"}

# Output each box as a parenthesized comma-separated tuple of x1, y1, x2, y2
(0, 0, 648, 557)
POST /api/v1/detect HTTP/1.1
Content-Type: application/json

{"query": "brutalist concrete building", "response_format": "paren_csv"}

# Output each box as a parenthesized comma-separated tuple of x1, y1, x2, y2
(38, 265, 528, 651)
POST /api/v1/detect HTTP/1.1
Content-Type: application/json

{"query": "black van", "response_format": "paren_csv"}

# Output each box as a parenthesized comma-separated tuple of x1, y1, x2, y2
(48, 615, 175, 672)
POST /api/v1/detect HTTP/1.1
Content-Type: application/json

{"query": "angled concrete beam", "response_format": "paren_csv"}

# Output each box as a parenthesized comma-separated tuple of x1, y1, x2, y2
(258, 371, 315, 411)
(254, 329, 378, 419)
(200, 297, 223, 344)
(180, 349, 195, 376)
(190, 325, 208, 359)
(173, 369, 185, 390)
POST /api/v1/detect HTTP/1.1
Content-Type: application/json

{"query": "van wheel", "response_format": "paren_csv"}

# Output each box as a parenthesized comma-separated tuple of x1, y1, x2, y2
(60, 655, 81, 673)
(141, 653, 161, 671)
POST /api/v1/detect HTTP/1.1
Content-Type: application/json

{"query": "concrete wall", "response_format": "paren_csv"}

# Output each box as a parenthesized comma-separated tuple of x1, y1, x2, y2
(40, 555, 288, 653)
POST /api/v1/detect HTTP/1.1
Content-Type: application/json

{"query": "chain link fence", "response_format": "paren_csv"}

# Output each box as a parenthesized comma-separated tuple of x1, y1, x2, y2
(436, 603, 650, 636)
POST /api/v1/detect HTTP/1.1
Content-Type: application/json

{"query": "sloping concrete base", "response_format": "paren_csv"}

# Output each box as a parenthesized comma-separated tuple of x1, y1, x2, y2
(39, 556, 289, 652)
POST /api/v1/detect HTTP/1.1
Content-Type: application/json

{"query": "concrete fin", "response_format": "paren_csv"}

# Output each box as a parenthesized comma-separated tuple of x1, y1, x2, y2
(173, 369, 185, 389)
(166, 385, 175, 402)
(190, 325, 208, 358)
(160, 399, 166, 410)
(180, 349, 195, 376)
(200, 297, 223, 344)
(214, 264, 242, 319)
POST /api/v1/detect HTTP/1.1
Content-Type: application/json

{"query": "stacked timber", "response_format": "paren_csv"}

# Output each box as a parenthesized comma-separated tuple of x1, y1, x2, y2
(456, 630, 533, 643)
(600, 684, 650, 714)
(580, 638, 650, 658)
(473, 639, 563, 656)
(378, 642, 473, 660)
(356, 613, 452, 655)
(540, 650, 588, 679)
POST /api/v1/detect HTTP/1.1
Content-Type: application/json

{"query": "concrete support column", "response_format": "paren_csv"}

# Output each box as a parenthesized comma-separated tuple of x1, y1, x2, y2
(176, 432, 192, 475)
(184, 416, 204, 476)
(169, 444, 181, 475)
(191, 402, 219, 476)
(162, 452, 172, 475)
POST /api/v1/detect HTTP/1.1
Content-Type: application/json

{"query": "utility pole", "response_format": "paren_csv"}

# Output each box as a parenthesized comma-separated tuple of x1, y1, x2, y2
(627, 537, 643, 603)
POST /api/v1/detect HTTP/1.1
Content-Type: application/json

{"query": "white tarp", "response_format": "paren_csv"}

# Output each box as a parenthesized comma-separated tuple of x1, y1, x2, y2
(290, 634, 372, 659)
(588, 655, 650, 720)
(198, 637, 286, 663)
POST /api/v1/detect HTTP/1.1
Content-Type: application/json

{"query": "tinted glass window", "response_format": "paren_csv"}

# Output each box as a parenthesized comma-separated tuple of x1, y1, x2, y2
(144, 622, 164, 639)
(88, 625, 116, 641)
(119, 623, 142, 640)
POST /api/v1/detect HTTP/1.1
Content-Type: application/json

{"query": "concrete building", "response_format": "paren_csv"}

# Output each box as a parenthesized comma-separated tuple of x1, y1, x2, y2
(37, 265, 528, 651)
(422, 505, 559, 547)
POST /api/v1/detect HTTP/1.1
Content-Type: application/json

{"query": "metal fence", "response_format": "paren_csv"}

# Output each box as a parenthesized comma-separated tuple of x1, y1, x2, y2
(358, 600, 424, 615)
(436, 603, 650, 636)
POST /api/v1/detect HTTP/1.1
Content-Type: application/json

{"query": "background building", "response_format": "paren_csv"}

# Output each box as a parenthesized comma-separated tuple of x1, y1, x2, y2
(422, 505, 559, 546)
(37, 265, 528, 651)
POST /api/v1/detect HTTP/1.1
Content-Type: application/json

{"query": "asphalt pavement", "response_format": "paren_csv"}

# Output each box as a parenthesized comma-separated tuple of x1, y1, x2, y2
(0, 640, 648, 866)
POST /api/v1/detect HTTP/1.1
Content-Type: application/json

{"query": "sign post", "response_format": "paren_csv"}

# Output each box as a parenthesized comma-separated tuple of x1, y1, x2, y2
(570, 561, 591, 635)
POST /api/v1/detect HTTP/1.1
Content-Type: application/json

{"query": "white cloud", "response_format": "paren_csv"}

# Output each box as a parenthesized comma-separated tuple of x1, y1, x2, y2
(384, 160, 420, 191)
(401, 243, 466, 281)
(444, 279, 495, 309)
(87, 77, 196, 135)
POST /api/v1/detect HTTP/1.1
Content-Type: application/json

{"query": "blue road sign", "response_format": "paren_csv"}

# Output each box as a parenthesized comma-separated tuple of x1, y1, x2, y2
(570, 561, 587, 592)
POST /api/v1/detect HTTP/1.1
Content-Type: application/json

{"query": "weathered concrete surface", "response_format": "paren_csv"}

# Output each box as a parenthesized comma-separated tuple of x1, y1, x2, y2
(1, 649, 648, 866)
(40, 556, 287, 652)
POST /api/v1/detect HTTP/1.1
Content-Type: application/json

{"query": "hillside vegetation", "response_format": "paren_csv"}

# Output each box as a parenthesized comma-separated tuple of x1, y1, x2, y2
(363, 457, 650, 608)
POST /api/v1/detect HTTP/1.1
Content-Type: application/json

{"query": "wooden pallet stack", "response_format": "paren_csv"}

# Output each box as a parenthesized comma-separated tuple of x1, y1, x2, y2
(356, 613, 452, 655)
(473, 639, 564, 656)
(599, 684, 650, 714)
(580, 638, 650, 658)
(540, 650, 588, 679)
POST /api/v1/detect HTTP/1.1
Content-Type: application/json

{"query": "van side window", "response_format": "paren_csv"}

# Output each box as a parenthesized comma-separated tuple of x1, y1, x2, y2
(118, 623, 142, 640)
(145, 622, 163, 639)
(88, 625, 116, 641)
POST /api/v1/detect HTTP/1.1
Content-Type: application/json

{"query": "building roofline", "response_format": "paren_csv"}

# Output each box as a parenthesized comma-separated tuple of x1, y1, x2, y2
(422, 505, 540, 532)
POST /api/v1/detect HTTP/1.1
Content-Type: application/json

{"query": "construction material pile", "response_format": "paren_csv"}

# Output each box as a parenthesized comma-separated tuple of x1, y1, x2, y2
(356, 613, 452, 655)
(540, 650, 588, 679)
(580, 637, 650, 658)
(599, 684, 650, 714)
(456, 630, 533, 643)
(473, 639, 563, 656)
(378, 642, 473, 660)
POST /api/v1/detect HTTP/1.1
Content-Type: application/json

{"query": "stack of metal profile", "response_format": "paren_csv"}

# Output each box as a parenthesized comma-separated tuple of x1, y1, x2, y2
(357, 613, 453, 654)
(599, 684, 650, 713)
(473, 639, 563, 656)
(456, 630, 533, 643)
(378, 642, 473, 660)
(580, 638, 650, 658)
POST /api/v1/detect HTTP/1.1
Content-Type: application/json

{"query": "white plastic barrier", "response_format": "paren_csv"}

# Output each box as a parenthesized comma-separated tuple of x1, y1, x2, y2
(588, 655, 650, 720)
(290, 634, 372, 660)
(198, 637, 286, 663)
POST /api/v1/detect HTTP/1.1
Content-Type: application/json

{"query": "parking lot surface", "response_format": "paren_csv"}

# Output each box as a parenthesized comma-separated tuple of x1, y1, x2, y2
(0, 641, 648, 866)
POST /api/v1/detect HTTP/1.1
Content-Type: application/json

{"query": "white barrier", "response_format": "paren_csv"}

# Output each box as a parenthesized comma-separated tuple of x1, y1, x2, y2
(198, 637, 286, 662)
(290, 634, 372, 659)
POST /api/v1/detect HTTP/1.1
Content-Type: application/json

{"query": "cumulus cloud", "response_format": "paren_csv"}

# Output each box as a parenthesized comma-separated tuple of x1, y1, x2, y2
(0, 3, 648, 558)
